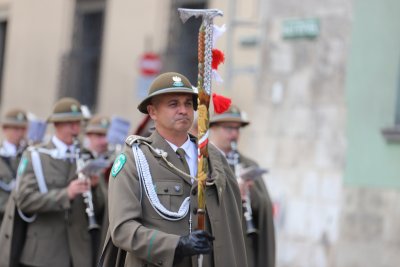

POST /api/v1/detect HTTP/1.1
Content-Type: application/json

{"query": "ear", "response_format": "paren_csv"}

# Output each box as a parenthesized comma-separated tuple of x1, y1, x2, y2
(147, 105, 157, 120)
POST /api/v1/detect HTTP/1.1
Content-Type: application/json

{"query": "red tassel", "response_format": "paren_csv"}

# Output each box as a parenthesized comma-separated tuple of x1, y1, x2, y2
(213, 93, 231, 114)
(212, 49, 225, 70)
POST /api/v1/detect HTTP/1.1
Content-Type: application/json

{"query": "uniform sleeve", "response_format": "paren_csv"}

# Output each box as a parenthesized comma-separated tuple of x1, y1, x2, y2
(108, 145, 180, 267)
(16, 152, 71, 213)
(0, 160, 16, 213)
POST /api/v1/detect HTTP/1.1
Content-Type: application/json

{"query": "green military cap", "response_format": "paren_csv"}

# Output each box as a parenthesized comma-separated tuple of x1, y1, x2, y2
(137, 72, 198, 114)
(47, 97, 84, 123)
(85, 114, 110, 135)
(1, 108, 28, 127)
(210, 105, 250, 127)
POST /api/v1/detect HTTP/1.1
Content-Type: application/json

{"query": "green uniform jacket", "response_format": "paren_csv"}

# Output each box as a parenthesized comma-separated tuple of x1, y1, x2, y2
(102, 131, 248, 267)
(0, 148, 22, 225)
(13, 141, 104, 267)
(233, 153, 276, 267)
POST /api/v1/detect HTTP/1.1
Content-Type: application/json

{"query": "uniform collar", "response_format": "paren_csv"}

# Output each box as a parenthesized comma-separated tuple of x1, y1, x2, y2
(165, 135, 196, 160)
(52, 135, 75, 155)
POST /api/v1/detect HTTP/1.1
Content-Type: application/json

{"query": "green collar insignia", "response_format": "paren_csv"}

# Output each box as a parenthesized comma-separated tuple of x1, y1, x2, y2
(17, 156, 28, 176)
(111, 153, 127, 177)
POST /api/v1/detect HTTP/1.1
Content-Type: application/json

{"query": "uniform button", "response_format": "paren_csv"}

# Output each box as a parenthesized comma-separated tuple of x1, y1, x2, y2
(191, 188, 197, 195)
(164, 188, 169, 193)
(158, 260, 163, 266)
(5, 234, 9, 239)
(193, 207, 198, 215)
(8, 215, 12, 220)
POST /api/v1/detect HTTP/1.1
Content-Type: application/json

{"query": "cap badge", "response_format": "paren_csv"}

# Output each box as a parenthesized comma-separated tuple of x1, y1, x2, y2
(172, 76, 184, 87)
(71, 104, 79, 113)
(17, 112, 24, 121)
(101, 119, 109, 128)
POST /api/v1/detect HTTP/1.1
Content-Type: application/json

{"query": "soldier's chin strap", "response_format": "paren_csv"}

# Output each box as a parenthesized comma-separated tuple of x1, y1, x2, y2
(131, 143, 190, 221)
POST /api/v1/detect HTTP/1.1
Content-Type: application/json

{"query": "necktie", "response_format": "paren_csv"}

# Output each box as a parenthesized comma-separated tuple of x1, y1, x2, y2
(66, 148, 74, 163)
(176, 148, 190, 175)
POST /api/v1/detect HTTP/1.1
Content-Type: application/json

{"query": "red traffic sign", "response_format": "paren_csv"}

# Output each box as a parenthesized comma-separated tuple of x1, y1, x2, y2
(140, 52, 162, 76)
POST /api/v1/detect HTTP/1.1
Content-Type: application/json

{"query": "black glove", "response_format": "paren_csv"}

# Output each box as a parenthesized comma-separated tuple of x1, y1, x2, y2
(173, 230, 214, 263)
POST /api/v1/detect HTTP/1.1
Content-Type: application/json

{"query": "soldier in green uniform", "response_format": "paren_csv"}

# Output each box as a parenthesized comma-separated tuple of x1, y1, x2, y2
(14, 97, 104, 267)
(100, 72, 248, 267)
(0, 108, 28, 225)
(209, 105, 276, 267)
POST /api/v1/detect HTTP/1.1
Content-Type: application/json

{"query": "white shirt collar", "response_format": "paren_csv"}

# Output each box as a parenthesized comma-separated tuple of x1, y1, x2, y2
(2, 140, 17, 157)
(166, 136, 196, 159)
(166, 136, 197, 178)
(52, 136, 75, 155)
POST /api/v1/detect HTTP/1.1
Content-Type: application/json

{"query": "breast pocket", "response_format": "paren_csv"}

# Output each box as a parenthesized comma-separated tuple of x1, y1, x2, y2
(146, 180, 184, 219)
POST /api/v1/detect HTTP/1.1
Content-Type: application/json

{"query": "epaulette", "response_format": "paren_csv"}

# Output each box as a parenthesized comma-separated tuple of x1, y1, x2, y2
(125, 135, 167, 158)
(125, 135, 152, 147)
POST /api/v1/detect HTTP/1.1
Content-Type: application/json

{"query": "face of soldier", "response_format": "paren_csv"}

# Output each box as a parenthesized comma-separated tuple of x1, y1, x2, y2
(148, 93, 194, 136)
(86, 133, 108, 154)
(54, 121, 81, 145)
(212, 122, 241, 153)
(3, 126, 27, 145)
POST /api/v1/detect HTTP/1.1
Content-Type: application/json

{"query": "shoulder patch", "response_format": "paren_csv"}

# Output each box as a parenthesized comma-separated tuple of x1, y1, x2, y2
(125, 135, 151, 147)
(111, 153, 127, 177)
(17, 156, 29, 176)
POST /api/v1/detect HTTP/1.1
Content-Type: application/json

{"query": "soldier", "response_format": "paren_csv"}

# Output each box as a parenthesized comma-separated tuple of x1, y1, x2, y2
(15, 97, 104, 267)
(85, 114, 110, 158)
(0, 108, 28, 225)
(209, 105, 276, 267)
(100, 72, 247, 267)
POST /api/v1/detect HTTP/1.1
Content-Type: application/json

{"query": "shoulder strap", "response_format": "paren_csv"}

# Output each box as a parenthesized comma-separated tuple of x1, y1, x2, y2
(30, 150, 48, 194)
(125, 135, 151, 147)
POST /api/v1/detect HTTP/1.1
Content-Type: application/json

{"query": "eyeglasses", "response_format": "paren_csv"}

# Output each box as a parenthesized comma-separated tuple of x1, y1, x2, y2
(220, 125, 241, 132)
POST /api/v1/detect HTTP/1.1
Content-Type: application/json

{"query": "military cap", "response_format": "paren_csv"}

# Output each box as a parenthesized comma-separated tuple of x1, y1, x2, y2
(1, 108, 28, 127)
(137, 72, 198, 114)
(210, 105, 250, 127)
(47, 97, 84, 123)
(85, 115, 110, 135)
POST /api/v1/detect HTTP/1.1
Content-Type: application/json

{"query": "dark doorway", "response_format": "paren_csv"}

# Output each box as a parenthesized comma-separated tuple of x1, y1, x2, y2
(59, 0, 105, 111)
(0, 20, 7, 105)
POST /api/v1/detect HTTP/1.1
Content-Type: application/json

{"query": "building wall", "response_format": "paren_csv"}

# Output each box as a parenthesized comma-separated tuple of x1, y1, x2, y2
(337, 0, 400, 266)
(209, 0, 351, 266)
(1, 0, 75, 119)
(345, 0, 400, 188)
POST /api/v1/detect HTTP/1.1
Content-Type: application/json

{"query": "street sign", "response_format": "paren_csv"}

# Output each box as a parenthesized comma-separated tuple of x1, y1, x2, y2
(139, 52, 162, 76)
(282, 18, 320, 39)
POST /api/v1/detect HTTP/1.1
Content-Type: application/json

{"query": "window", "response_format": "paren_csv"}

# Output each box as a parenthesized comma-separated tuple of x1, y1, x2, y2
(0, 20, 7, 105)
(59, 0, 105, 111)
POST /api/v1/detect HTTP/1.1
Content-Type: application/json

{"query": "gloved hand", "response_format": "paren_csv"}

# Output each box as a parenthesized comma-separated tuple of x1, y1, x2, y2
(173, 230, 214, 263)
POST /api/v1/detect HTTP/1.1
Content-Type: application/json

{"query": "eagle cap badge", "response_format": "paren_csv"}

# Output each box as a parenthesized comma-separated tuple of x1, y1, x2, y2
(172, 76, 184, 87)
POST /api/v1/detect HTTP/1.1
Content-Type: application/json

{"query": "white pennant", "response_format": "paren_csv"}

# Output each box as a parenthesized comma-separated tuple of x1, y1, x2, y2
(212, 24, 226, 47)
